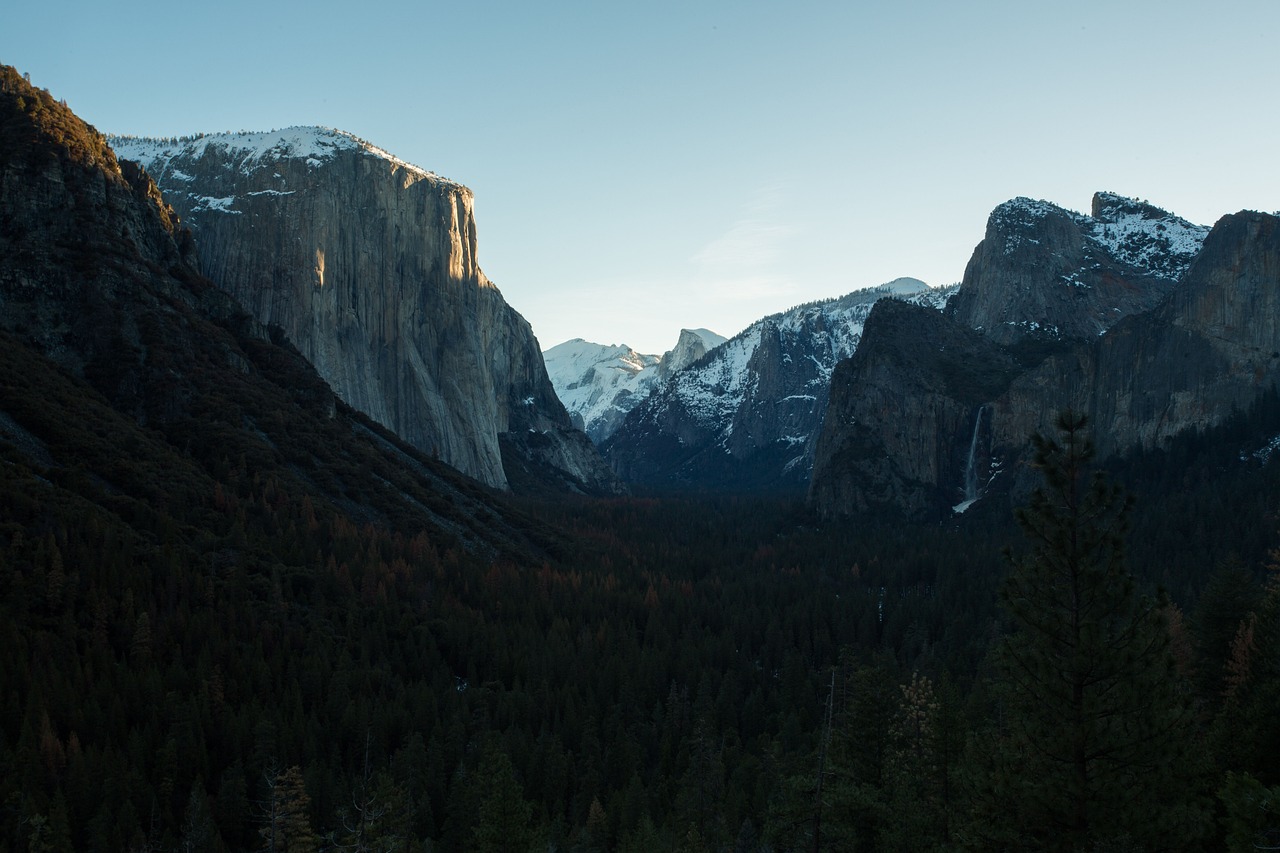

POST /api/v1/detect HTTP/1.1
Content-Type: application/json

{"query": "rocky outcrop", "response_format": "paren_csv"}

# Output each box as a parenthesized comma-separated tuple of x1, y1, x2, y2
(1021, 210, 1280, 459)
(657, 328, 722, 380)
(110, 129, 618, 494)
(809, 299, 1022, 515)
(946, 193, 1208, 346)
(602, 279, 952, 492)
(810, 206, 1280, 519)
(976, 211, 1280, 469)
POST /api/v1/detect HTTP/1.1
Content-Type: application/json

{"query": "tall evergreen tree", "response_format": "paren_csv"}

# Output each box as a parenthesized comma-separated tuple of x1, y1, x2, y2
(179, 783, 219, 853)
(880, 672, 957, 852)
(471, 743, 540, 853)
(963, 412, 1210, 850)
(260, 766, 317, 853)
(1211, 552, 1280, 785)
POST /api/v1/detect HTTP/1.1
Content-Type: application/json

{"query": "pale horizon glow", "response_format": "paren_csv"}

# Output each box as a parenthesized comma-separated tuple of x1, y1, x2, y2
(4, 0, 1278, 354)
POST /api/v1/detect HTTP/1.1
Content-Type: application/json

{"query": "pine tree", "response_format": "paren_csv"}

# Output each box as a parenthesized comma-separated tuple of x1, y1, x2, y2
(880, 672, 956, 851)
(675, 714, 726, 850)
(574, 797, 608, 853)
(260, 766, 317, 853)
(1218, 771, 1280, 852)
(1211, 548, 1280, 784)
(471, 743, 539, 853)
(180, 783, 218, 853)
(963, 411, 1210, 850)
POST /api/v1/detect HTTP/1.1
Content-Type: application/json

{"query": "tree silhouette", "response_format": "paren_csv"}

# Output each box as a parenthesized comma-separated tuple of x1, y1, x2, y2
(964, 412, 1210, 850)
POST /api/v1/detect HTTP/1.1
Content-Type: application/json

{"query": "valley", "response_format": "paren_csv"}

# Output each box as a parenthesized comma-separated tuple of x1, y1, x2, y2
(3, 62, 1280, 852)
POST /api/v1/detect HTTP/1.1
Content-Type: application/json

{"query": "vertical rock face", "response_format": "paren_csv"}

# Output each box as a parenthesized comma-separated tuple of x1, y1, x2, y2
(991, 211, 1280, 465)
(1090, 211, 1280, 453)
(656, 328, 723, 380)
(810, 201, 1280, 519)
(946, 193, 1208, 345)
(111, 129, 617, 493)
(808, 299, 1021, 515)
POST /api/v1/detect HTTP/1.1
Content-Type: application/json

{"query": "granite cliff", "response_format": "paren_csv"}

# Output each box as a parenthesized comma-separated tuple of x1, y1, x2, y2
(0, 64, 554, 553)
(657, 328, 725, 381)
(810, 199, 1280, 519)
(808, 299, 1021, 516)
(946, 193, 1208, 345)
(110, 129, 617, 494)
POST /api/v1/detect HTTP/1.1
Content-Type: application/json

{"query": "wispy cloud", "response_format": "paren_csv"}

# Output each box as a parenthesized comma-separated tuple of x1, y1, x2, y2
(693, 220, 794, 271)
(690, 182, 799, 301)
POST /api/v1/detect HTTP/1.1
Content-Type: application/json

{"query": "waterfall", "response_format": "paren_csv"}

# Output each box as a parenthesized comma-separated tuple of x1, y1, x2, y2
(963, 405, 986, 503)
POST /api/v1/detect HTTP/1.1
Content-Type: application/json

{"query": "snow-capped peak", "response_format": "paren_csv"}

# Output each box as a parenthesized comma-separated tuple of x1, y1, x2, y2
(544, 329, 727, 444)
(875, 276, 930, 296)
(543, 339, 659, 388)
(658, 328, 729, 379)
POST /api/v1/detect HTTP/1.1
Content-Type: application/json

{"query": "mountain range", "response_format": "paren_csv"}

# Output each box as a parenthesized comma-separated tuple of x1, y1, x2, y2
(535, 187, 1276, 518)
(542, 327, 726, 443)
(5, 60, 1277, 520)
(594, 278, 953, 491)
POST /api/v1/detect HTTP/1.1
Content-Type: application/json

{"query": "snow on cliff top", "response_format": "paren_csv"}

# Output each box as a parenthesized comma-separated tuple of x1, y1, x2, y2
(110, 126, 464, 190)
(681, 329, 728, 347)
(991, 193, 1208, 280)
(1088, 194, 1209, 279)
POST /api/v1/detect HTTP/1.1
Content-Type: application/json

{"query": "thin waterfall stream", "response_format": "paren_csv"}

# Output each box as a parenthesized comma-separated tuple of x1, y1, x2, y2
(955, 405, 987, 512)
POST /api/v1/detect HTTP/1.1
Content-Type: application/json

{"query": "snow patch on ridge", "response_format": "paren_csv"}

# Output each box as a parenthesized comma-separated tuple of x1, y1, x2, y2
(671, 325, 763, 429)
(190, 195, 239, 214)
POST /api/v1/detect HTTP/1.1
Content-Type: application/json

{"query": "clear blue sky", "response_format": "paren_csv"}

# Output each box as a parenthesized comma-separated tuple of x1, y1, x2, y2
(5, 0, 1278, 354)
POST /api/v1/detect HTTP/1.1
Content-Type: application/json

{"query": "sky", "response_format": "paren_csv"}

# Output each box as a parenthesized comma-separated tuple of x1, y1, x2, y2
(5, 0, 1278, 354)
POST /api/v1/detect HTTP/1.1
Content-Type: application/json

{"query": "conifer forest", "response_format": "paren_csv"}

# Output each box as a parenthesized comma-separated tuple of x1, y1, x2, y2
(6, 394, 1280, 851)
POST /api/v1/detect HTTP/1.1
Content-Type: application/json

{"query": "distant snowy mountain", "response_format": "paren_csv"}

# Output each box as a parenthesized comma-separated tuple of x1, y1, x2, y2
(602, 278, 955, 491)
(544, 328, 726, 443)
